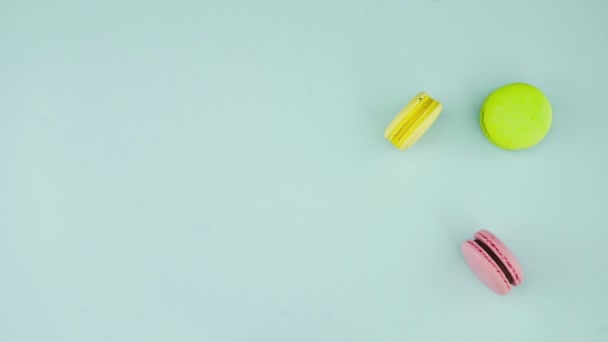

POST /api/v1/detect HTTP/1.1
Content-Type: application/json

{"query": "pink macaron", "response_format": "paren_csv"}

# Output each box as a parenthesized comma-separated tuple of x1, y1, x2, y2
(461, 229, 524, 295)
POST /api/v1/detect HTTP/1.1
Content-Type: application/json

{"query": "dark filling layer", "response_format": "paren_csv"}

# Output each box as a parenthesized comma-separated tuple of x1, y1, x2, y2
(474, 239, 514, 285)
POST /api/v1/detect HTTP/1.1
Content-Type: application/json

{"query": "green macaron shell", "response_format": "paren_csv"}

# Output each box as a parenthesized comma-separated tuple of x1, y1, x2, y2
(480, 83, 552, 150)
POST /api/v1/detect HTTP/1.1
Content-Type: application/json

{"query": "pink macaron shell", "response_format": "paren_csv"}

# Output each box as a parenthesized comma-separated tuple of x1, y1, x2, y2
(461, 240, 511, 295)
(474, 230, 524, 286)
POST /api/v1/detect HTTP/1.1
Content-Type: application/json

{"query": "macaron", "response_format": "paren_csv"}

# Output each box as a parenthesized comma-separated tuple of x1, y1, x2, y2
(384, 92, 442, 150)
(461, 229, 523, 295)
(480, 83, 552, 150)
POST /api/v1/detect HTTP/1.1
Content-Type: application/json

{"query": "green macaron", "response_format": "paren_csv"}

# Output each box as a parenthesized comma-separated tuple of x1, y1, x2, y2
(480, 83, 552, 150)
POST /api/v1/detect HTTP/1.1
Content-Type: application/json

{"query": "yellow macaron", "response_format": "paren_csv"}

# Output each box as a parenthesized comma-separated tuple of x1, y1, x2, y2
(384, 92, 443, 150)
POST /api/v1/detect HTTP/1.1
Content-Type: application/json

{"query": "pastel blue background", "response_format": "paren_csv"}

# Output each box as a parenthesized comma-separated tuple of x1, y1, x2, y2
(2, 0, 607, 341)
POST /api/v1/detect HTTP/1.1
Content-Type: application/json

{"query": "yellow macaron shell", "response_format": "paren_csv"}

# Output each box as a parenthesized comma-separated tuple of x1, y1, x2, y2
(384, 93, 442, 150)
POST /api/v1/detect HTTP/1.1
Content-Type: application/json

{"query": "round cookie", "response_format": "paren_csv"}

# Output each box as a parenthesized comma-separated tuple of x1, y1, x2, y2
(461, 229, 524, 295)
(384, 92, 443, 150)
(480, 83, 552, 150)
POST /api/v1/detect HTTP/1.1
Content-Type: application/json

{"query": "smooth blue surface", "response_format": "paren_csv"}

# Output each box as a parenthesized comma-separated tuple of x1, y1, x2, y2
(2, 0, 608, 341)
